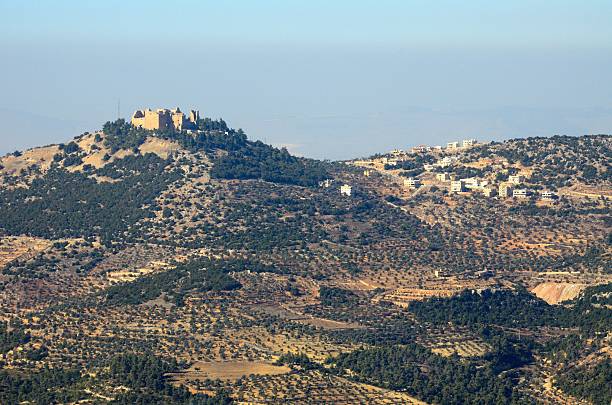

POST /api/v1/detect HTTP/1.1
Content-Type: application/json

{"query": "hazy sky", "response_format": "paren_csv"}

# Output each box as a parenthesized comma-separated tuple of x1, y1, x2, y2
(1, 1, 611, 159)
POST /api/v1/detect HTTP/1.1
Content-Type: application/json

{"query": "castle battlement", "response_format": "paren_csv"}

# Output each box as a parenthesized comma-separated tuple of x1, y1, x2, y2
(131, 107, 200, 131)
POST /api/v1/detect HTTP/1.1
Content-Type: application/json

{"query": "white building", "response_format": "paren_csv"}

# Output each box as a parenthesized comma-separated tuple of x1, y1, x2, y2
(447, 141, 460, 149)
(513, 188, 528, 198)
(463, 178, 481, 189)
(436, 156, 456, 168)
(436, 172, 450, 181)
(509, 175, 525, 184)
(541, 190, 557, 200)
(498, 184, 512, 197)
(462, 139, 477, 147)
(404, 177, 421, 189)
(450, 180, 465, 193)
(340, 184, 352, 196)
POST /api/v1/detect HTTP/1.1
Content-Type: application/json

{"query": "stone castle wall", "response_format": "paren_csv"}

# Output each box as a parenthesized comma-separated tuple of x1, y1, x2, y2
(131, 107, 199, 131)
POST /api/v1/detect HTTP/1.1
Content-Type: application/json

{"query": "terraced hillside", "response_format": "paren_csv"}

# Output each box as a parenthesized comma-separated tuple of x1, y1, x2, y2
(0, 121, 610, 404)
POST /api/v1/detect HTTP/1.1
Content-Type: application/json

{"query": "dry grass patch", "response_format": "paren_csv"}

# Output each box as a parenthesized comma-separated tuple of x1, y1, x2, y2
(0, 236, 52, 270)
(171, 360, 291, 383)
(139, 137, 183, 159)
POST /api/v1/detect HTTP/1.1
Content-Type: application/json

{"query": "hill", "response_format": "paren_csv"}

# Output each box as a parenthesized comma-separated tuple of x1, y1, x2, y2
(0, 120, 610, 404)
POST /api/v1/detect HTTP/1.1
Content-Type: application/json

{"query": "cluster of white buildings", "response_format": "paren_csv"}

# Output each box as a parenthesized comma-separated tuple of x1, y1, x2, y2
(445, 175, 557, 201)
(383, 139, 479, 157)
(446, 139, 477, 149)
(319, 179, 353, 197)
(407, 138, 478, 154)
(352, 138, 561, 203)
(425, 156, 459, 171)
(361, 139, 479, 171)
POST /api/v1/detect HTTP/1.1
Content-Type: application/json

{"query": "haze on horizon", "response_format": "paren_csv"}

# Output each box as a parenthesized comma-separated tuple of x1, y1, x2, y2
(1, 0, 611, 160)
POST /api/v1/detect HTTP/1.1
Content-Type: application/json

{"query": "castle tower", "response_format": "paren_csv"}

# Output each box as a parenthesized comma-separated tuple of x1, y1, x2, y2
(188, 110, 199, 124)
(153, 109, 172, 130)
(171, 107, 186, 131)
(131, 110, 146, 128)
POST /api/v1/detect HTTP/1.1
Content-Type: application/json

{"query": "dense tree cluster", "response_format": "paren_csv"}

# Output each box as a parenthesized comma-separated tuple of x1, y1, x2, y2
(408, 284, 612, 334)
(451, 165, 487, 179)
(0, 353, 232, 404)
(0, 321, 30, 354)
(103, 119, 149, 152)
(103, 118, 329, 187)
(409, 288, 561, 327)
(0, 368, 85, 405)
(0, 154, 181, 242)
(105, 257, 244, 306)
(108, 352, 177, 391)
(555, 360, 611, 405)
(330, 344, 520, 404)
(107, 353, 233, 403)
(274, 353, 318, 370)
(318, 286, 357, 306)
(211, 146, 328, 187)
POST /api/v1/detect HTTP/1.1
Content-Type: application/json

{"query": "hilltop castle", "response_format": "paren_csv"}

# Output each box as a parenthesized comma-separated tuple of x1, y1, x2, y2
(131, 107, 200, 131)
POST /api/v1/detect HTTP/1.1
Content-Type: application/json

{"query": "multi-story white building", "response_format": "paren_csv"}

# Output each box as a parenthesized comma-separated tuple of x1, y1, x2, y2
(447, 141, 460, 149)
(462, 139, 477, 147)
(541, 190, 557, 200)
(498, 184, 512, 197)
(450, 180, 465, 193)
(404, 177, 421, 189)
